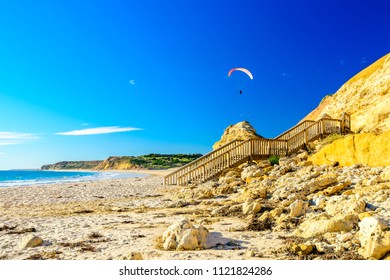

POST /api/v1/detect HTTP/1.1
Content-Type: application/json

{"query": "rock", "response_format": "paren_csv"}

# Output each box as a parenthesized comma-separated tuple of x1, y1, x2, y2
(358, 217, 390, 259)
(241, 164, 264, 181)
(161, 217, 208, 251)
(270, 208, 283, 218)
(296, 151, 309, 161)
(244, 250, 255, 258)
(210, 203, 241, 217)
(308, 173, 338, 193)
(358, 212, 375, 221)
(384, 253, 390, 260)
(336, 232, 354, 242)
(278, 157, 294, 167)
(213, 121, 262, 150)
(291, 243, 314, 256)
(323, 181, 349, 196)
(381, 166, 390, 181)
(20, 235, 43, 249)
(289, 199, 306, 218)
(218, 169, 242, 184)
(295, 213, 358, 238)
(129, 252, 143, 260)
(242, 198, 261, 215)
(314, 242, 336, 254)
(313, 196, 327, 208)
(297, 161, 313, 167)
(241, 182, 267, 200)
(325, 197, 366, 216)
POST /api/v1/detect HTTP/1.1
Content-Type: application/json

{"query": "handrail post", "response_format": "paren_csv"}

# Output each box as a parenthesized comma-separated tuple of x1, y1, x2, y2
(304, 129, 308, 144)
(341, 112, 346, 134)
(268, 140, 271, 156)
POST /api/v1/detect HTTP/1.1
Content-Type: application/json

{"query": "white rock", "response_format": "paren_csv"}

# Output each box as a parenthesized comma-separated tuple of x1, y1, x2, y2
(161, 217, 208, 251)
(289, 199, 306, 218)
(19, 234, 43, 249)
(241, 164, 264, 180)
(242, 198, 261, 215)
(381, 166, 390, 181)
(358, 217, 390, 259)
(336, 232, 354, 242)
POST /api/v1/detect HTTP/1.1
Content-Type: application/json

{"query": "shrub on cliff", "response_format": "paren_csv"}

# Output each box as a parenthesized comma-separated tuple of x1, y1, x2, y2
(268, 155, 280, 165)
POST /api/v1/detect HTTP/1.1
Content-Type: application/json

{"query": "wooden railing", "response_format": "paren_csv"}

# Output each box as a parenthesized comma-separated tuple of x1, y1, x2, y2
(163, 140, 244, 185)
(176, 138, 288, 186)
(274, 120, 315, 140)
(164, 113, 351, 186)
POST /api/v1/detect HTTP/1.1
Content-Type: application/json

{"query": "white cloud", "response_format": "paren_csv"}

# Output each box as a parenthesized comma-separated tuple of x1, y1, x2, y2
(56, 126, 143, 136)
(0, 132, 38, 145)
(129, 79, 136, 86)
(0, 132, 37, 139)
(0, 142, 18, 146)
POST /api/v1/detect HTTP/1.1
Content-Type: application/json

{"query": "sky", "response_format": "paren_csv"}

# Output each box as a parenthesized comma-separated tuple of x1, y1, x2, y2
(0, 0, 389, 169)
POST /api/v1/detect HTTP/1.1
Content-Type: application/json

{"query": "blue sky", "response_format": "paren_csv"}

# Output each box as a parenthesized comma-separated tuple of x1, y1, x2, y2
(0, 0, 389, 169)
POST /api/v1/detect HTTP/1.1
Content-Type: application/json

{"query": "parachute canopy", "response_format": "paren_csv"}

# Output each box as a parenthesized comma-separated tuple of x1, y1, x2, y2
(228, 68, 253, 80)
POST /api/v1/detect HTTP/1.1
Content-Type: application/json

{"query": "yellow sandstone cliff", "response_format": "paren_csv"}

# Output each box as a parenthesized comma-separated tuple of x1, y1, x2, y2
(303, 52, 390, 134)
(306, 52, 390, 167)
(308, 131, 390, 167)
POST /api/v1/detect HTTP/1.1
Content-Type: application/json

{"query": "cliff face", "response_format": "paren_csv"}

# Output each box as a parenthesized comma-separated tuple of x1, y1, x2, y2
(303, 53, 390, 134)
(308, 131, 390, 167)
(95, 156, 138, 170)
(41, 154, 203, 171)
(213, 121, 262, 150)
(41, 161, 102, 170)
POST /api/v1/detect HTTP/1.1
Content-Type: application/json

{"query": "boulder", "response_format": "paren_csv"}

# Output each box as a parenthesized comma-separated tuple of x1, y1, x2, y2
(241, 182, 267, 200)
(241, 164, 264, 181)
(295, 213, 358, 238)
(20, 235, 43, 249)
(381, 166, 390, 181)
(323, 181, 350, 196)
(336, 232, 354, 243)
(358, 217, 390, 259)
(313, 196, 327, 209)
(325, 197, 366, 216)
(290, 243, 314, 256)
(161, 217, 208, 251)
(289, 199, 306, 218)
(242, 198, 261, 215)
(308, 173, 338, 193)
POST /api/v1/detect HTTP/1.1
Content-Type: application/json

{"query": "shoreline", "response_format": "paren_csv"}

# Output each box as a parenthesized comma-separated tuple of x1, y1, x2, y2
(41, 168, 176, 177)
(0, 168, 176, 189)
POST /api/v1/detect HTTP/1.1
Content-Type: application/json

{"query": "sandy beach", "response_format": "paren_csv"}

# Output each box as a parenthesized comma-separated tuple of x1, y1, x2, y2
(0, 172, 283, 260)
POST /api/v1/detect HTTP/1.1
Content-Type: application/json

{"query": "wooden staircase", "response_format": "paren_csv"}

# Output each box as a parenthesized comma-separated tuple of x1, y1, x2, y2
(164, 112, 351, 186)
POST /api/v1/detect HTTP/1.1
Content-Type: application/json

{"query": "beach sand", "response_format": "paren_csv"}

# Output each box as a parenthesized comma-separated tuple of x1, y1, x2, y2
(0, 172, 284, 260)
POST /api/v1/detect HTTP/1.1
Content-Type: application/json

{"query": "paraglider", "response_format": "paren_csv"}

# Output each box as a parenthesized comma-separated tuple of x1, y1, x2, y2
(228, 68, 253, 80)
(228, 68, 253, 94)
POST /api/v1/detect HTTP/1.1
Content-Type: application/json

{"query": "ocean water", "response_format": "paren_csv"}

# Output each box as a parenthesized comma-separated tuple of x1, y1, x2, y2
(0, 170, 146, 187)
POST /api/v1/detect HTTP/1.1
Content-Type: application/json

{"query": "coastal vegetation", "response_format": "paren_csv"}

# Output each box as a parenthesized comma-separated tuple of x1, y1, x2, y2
(268, 155, 280, 165)
(41, 153, 203, 170)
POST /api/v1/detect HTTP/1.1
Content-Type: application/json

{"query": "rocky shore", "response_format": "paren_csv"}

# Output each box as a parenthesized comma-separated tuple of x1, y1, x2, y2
(1, 151, 389, 260)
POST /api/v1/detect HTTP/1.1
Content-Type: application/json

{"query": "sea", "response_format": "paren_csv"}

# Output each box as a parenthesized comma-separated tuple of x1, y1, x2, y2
(0, 170, 146, 188)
